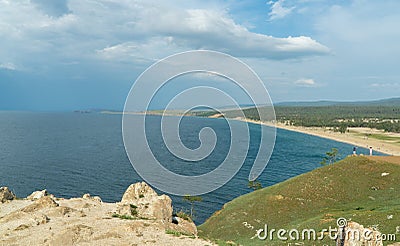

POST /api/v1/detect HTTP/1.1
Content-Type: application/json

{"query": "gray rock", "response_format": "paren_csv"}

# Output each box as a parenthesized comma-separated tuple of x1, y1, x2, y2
(0, 187, 16, 203)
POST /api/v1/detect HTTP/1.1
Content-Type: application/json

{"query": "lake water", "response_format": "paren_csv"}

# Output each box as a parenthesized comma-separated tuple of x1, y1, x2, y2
(0, 112, 382, 224)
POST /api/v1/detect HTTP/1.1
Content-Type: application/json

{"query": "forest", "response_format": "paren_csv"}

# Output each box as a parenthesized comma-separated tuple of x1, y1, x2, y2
(191, 105, 400, 133)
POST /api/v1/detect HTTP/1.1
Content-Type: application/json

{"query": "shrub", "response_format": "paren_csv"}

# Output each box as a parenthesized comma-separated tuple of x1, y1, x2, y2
(175, 209, 192, 222)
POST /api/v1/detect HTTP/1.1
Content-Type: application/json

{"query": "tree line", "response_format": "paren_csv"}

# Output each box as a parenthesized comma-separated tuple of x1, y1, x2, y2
(192, 105, 400, 133)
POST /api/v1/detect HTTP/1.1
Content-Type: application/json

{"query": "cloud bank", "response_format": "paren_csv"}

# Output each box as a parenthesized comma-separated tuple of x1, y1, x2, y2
(0, 0, 329, 71)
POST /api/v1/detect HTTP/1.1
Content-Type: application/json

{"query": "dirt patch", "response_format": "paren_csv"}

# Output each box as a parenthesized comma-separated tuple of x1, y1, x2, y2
(367, 156, 400, 165)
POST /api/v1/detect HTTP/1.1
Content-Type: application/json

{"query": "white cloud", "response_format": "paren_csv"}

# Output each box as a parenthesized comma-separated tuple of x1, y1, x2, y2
(189, 71, 230, 83)
(0, 62, 16, 70)
(95, 5, 329, 60)
(295, 78, 316, 87)
(268, 0, 295, 21)
(369, 83, 400, 88)
(0, 0, 329, 72)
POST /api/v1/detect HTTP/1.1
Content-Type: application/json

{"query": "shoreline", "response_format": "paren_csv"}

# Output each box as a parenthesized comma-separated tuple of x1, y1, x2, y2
(103, 110, 400, 156)
(231, 117, 400, 156)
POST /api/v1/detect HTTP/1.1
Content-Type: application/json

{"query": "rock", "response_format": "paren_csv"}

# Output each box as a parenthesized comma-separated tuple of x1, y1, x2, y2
(119, 182, 173, 223)
(337, 221, 383, 246)
(49, 224, 94, 245)
(82, 193, 91, 199)
(34, 214, 50, 225)
(46, 206, 75, 217)
(0, 187, 16, 203)
(22, 196, 59, 213)
(82, 193, 102, 203)
(116, 203, 134, 216)
(168, 217, 198, 236)
(92, 196, 102, 203)
(269, 194, 284, 201)
(121, 182, 158, 202)
(14, 224, 30, 231)
(152, 194, 173, 222)
(0, 186, 215, 246)
(27, 189, 48, 201)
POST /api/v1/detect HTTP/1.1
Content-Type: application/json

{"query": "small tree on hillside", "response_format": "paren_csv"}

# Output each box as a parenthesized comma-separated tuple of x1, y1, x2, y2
(183, 195, 202, 219)
(248, 180, 263, 190)
(320, 148, 339, 165)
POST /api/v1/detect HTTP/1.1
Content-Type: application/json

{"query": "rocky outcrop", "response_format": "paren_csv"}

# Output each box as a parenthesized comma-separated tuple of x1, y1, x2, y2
(118, 182, 173, 223)
(337, 221, 383, 246)
(121, 181, 159, 202)
(22, 196, 59, 212)
(27, 189, 49, 201)
(82, 193, 102, 203)
(0, 187, 15, 203)
(0, 183, 211, 246)
(168, 217, 198, 236)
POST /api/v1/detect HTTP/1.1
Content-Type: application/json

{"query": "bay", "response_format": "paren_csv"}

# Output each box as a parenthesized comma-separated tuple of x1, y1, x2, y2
(0, 112, 382, 224)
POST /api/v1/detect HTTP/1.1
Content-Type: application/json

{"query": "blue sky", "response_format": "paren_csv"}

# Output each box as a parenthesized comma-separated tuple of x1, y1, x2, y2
(0, 0, 399, 111)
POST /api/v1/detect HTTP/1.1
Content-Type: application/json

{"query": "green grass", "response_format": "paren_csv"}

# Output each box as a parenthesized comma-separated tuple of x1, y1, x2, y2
(368, 134, 400, 142)
(165, 229, 183, 237)
(198, 156, 400, 245)
(353, 132, 400, 145)
(175, 209, 193, 222)
(111, 213, 135, 220)
(165, 229, 195, 238)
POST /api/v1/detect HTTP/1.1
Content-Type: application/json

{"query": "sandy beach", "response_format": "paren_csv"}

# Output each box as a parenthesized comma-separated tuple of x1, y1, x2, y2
(104, 110, 400, 156)
(231, 117, 400, 156)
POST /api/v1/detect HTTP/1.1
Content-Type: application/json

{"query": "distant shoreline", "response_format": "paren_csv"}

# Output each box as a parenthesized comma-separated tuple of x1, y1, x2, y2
(232, 117, 400, 156)
(102, 110, 400, 156)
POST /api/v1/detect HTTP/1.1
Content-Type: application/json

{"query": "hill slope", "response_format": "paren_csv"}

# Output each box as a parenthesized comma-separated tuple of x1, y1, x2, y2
(198, 156, 400, 245)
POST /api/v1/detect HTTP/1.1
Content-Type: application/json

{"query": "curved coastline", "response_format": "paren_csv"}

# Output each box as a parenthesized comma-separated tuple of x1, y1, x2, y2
(114, 110, 400, 156)
(233, 117, 400, 156)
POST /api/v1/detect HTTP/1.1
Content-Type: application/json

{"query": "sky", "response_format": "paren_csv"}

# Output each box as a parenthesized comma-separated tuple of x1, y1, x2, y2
(0, 0, 399, 111)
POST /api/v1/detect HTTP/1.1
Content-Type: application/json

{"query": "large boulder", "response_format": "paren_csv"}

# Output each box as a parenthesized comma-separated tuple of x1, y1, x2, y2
(121, 182, 158, 202)
(118, 182, 172, 223)
(168, 217, 198, 236)
(26, 189, 49, 201)
(22, 196, 59, 213)
(337, 221, 383, 246)
(0, 187, 16, 203)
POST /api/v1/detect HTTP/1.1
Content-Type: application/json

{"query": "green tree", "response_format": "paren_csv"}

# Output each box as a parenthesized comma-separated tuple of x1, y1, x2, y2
(248, 180, 262, 190)
(320, 148, 339, 165)
(339, 124, 347, 134)
(183, 195, 202, 219)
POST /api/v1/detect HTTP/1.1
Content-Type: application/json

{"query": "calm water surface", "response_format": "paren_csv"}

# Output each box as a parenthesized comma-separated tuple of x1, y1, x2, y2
(0, 112, 382, 224)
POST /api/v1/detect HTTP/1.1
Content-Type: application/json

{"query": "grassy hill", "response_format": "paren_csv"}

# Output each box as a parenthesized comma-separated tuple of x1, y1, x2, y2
(198, 156, 400, 245)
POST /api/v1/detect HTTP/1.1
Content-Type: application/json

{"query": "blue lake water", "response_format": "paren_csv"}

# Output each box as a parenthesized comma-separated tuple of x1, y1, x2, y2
(0, 112, 383, 224)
